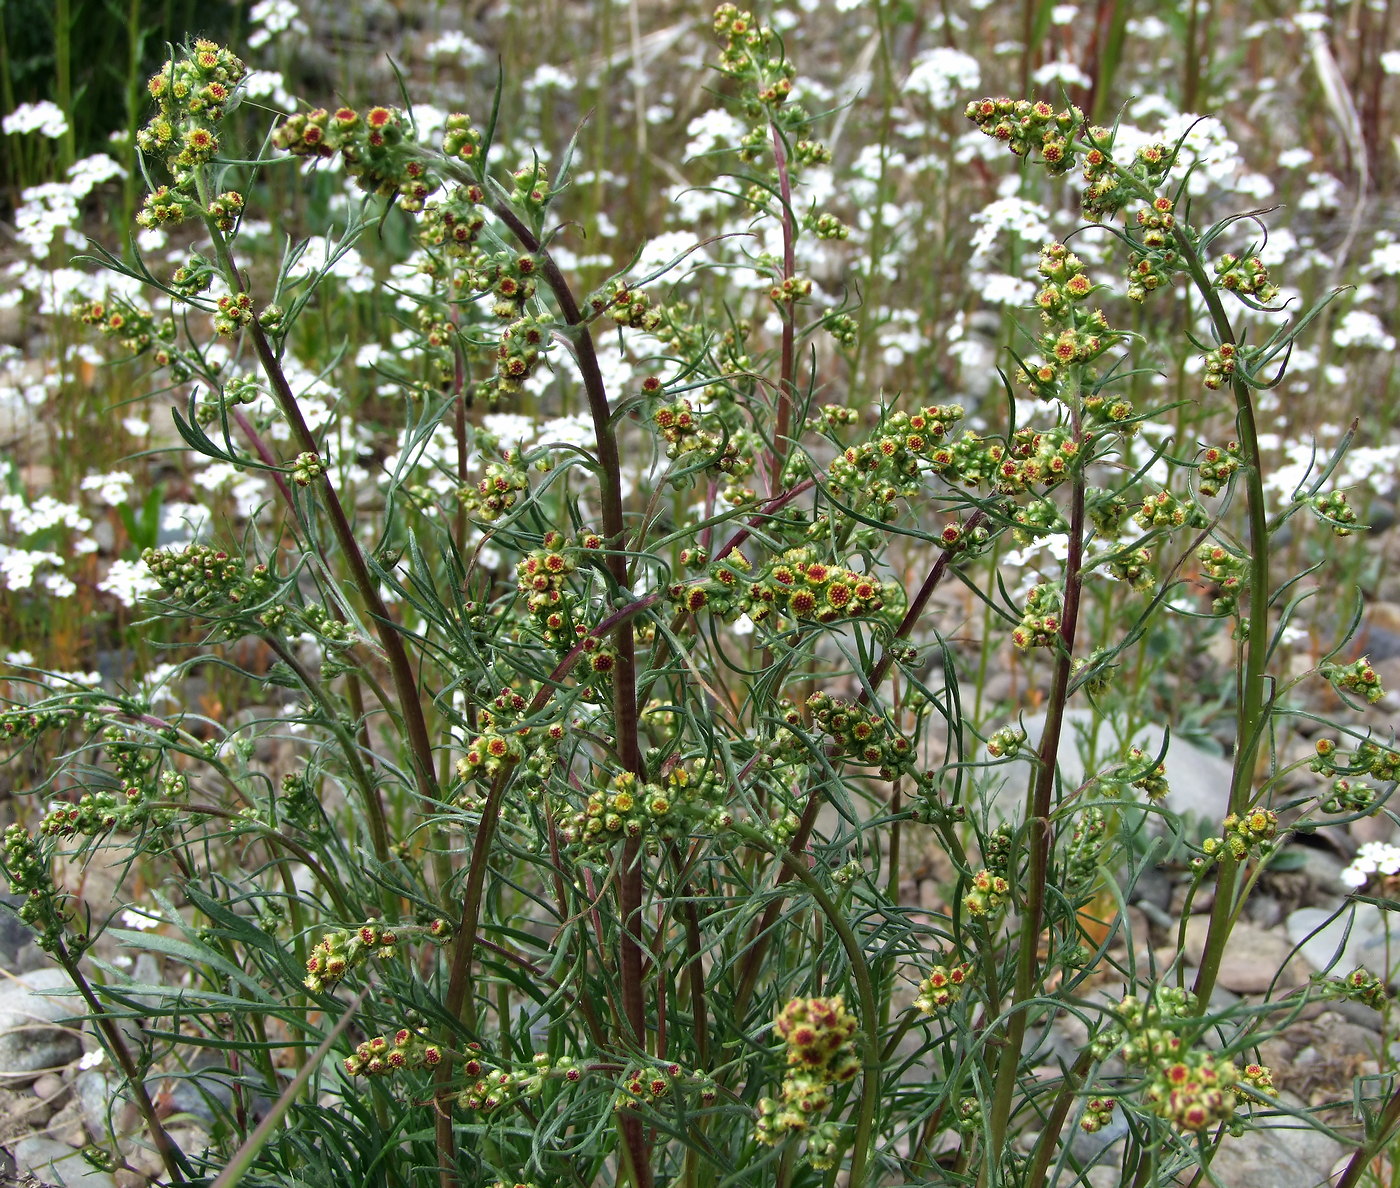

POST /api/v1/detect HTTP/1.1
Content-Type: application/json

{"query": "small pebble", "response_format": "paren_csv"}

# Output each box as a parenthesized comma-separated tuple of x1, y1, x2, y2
(31, 1073, 65, 1101)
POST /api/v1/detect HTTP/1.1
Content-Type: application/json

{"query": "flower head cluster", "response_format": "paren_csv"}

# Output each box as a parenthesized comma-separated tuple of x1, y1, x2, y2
(1018, 246, 1128, 401)
(962, 868, 1010, 919)
(419, 184, 488, 259)
(1091, 985, 1261, 1132)
(1214, 253, 1279, 305)
(712, 5, 830, 169)
(304, 918, 451, 993)
(1322, 656, 1386, 705)
(1125, 745, 1169, 801)
(1312, 736, 1400, 785)
(1199, 809, 1279, 865)
(1312, 490, 1359, 537)
(1201, 342, 1241, 391)
(135, 41, 246, 229)
(964, 97, 1082, 174)
(614, 1062, 685, 1112)
(463, 454, 532, 523)
(1321, 775, 1374, 814)
(457, 1050, 587, 1114)
(1081, 1096, 1116, 1133)
(557, 760, 729, 860)
(1063, 806, 1108, 897)
(825, 404, 965, 510)
(75, 298, 176, 360)
(40, 767, 186, 840)
(738, 549, 893, 628)
(651, 398, 748, 485)
(513, 533, 615, 662)
(0, 707, 76, 749)
(755, 996, 860, 1150)
(275, 105, 439, 211)
(915, 959, 973, 1015)
(1143, 1050, 1242, 1132)
(1197, 442, 1241, 497)
(442, 113, 484, 170)
(1134, 489, 1200, 531)
(1012, 583, 1063, 650)
(804, 691, 914, 780)
(456, 728, 527, 784)
(1092, 985, 1194, 1065)
(1127, 196, 1180, 302)
(2, 824, 69, 953)
(1197, 542, 1246, 615)
(342, 1027, 444, 1077)
(142, 544, 278, 626)
(1078, 126, 1173, 219)
(1315, 967, 1388, 1010)
(985, 726, 1027, 758)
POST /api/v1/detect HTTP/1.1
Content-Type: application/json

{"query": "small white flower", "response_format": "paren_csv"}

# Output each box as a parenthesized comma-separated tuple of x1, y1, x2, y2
(81, 471, 135, 506)
(42, 573, 76, 598)
(78, 1048, 106, 1070)
(904, 47, 981, 110)
(98, 558, 162, 608)
(1031, 60, 1091, 88)
(424, 30, 488, 66)
(118, 907, 162, 931)
(1340, 864, 1370, 888)
(3, 100, 69, 139)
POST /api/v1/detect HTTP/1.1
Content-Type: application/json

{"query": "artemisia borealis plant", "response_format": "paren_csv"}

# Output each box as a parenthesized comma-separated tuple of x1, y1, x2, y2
(1, 19, 1394, 1188)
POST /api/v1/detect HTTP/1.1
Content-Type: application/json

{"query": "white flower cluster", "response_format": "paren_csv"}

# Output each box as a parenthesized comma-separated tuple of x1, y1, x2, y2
(904, 47, 981, 110)
(248, 0, 308, 49)
(3, 101, 69, 139)
(424, 30, 488, 66)
(1342, 841, 1400, 889)
(97, 559, 161, 608)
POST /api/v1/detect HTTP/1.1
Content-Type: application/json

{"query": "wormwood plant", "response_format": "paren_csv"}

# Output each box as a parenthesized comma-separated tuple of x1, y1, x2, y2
(5, 13, 1400, 1188)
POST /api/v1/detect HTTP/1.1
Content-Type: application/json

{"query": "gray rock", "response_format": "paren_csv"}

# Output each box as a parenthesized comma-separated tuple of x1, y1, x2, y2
(1183, 917, 1311, 993)
(1283, 842, 1351, 901)
(76, 1068, 125, 1141)
(1287, 903, 1399, 984)
(0, 967, 83, 1086)
(1204, 1107, 1349, 1188)
(989, 709, 1234, 825)
(11, 1136, 117, 1188)
(145, 1067, 234, 1130)
(31, 1072, 65, 1101)
(0, 893, 32, 965)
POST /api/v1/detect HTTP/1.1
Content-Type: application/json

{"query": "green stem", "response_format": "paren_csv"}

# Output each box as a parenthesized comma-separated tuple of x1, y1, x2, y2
(1335, 1079, 1400, 1188)
(197, 203, 440, 812)
(433, 763, 513, 1188)
(55, 941, 190, 1185)
(1166, 225, 1271, 1007)
(767, 120, 797, 494)
(489, 199, 652, 1187)
(731, 520, 983, 1016)
(262, 637, 389, 866)
(985, 442, 1087, 1174)
(743, 831, 881, 1187)
(53, 0, 75, 170)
